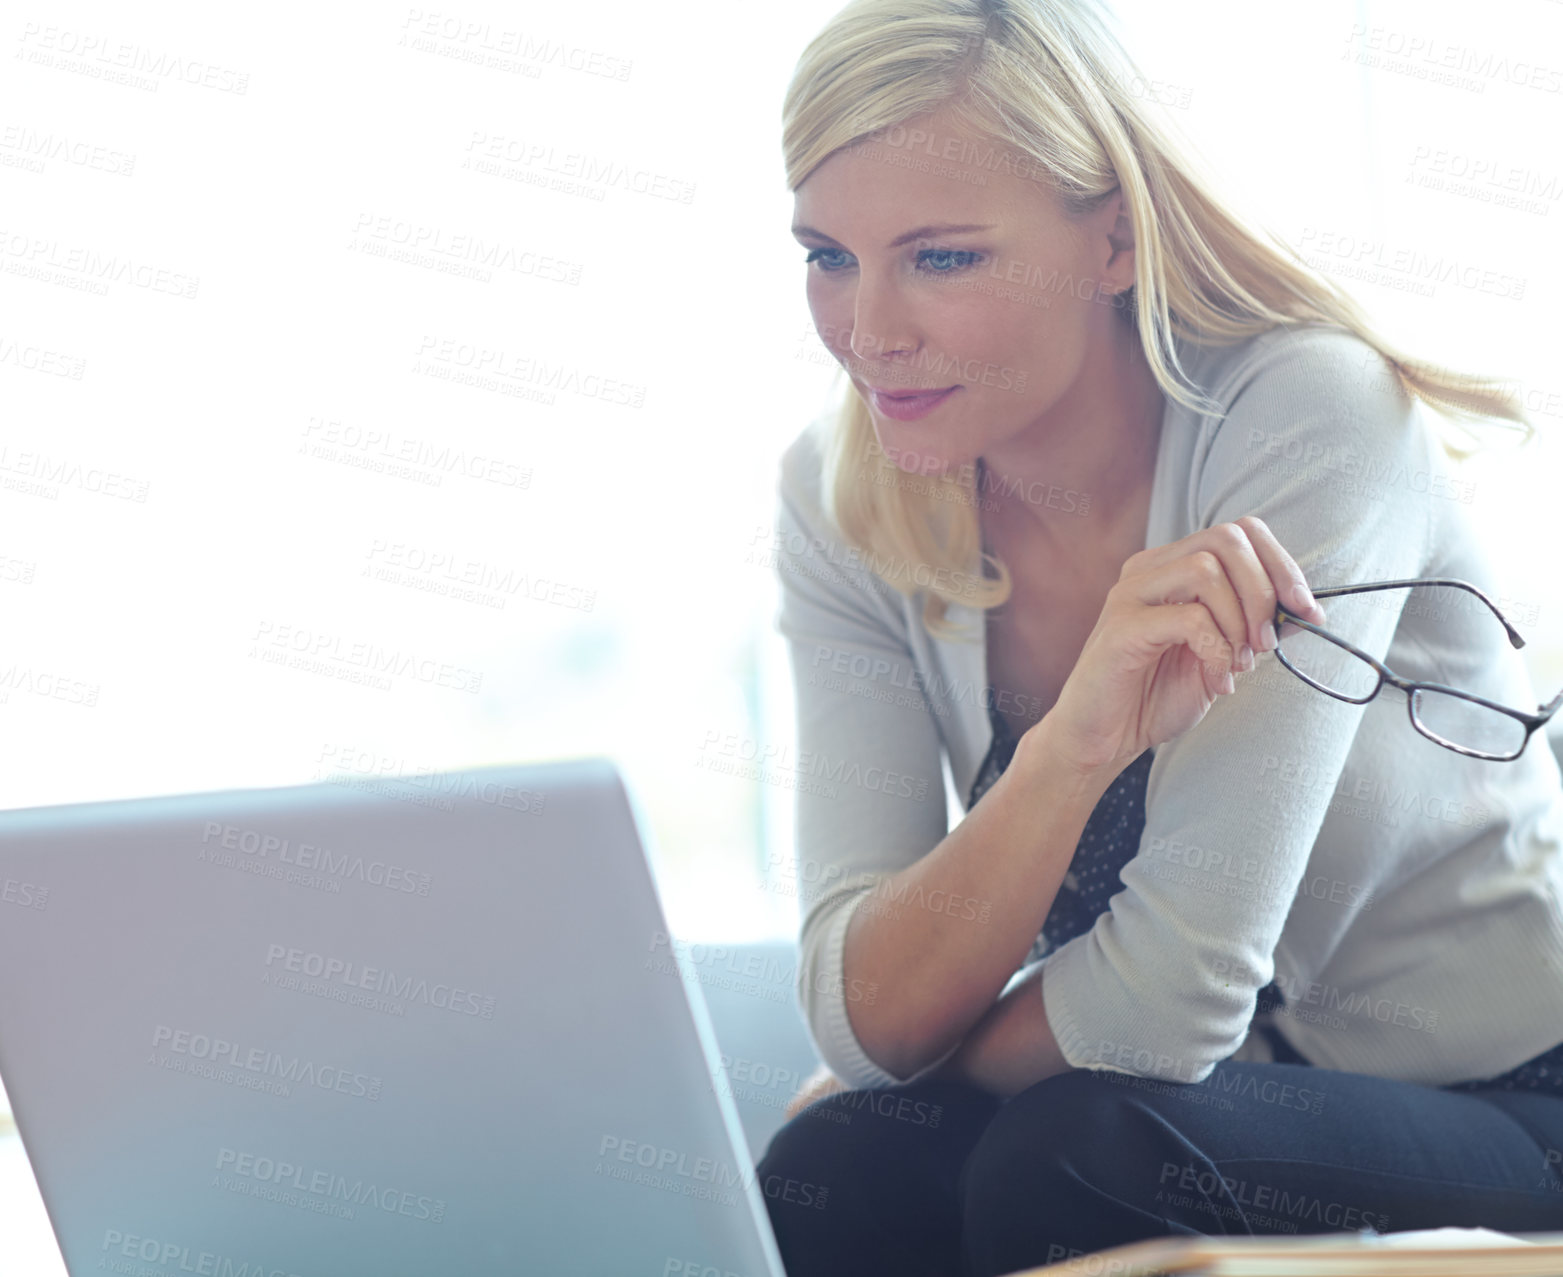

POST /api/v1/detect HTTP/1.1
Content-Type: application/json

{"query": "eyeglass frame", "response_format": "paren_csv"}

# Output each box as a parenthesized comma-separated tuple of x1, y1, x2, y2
(1272, 577, 1563, 762)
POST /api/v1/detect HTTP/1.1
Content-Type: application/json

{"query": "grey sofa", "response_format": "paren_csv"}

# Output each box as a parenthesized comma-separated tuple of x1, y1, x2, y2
(694, 938, 823, 1164)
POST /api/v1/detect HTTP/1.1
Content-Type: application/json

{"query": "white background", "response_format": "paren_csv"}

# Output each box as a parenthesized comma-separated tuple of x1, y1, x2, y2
(2, 6, 1560, 1263)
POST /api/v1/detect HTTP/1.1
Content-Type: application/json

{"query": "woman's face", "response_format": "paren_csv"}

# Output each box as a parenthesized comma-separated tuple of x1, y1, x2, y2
(792, 108, 1136, 477)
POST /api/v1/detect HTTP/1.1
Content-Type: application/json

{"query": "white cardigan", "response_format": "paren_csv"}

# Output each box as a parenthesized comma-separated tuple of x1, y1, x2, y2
(771, 322, 1563, 1091)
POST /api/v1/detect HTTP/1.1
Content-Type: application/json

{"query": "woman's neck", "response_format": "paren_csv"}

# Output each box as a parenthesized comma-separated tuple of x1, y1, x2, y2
(979, 317, 1166, 553)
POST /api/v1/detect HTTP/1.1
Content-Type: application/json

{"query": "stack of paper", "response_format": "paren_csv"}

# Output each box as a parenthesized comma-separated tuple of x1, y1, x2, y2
(1013, 1227, 1563, 1276)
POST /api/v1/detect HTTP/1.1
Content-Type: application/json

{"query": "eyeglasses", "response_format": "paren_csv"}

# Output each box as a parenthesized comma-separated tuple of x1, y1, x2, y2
(1273, 578, 1563, 762)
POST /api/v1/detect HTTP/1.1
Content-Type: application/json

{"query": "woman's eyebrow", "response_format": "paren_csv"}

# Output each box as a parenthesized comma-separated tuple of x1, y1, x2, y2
(790, 221, 998, 248)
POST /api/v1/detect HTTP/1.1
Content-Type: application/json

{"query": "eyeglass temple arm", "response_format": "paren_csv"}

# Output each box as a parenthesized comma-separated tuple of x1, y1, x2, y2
(1304, 578, 1527, 649)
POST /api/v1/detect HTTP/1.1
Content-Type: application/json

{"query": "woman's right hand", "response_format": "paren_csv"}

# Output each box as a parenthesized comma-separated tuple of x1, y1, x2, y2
(784, 1063, 847, 1120)
(1038, 516, 1327, 778)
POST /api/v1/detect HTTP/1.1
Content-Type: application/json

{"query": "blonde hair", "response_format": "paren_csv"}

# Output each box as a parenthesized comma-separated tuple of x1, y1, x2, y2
(781, 0, 1535, 640)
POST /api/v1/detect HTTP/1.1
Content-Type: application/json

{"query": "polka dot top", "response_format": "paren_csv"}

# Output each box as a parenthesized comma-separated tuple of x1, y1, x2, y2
(967, 698, 1157, 970)
(967, 691, 1563, 1095)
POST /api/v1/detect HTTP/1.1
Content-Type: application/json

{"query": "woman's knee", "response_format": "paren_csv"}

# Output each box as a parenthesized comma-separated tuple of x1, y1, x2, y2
(964, 1069, 1134, 1189)
(959, 1070, 1200, 1276)
(755, 1091, 863, 1189)
(756, 1081, 1001, 1273)
(758, 1077, 998, 1185)
(753, 1096, 865, 1266)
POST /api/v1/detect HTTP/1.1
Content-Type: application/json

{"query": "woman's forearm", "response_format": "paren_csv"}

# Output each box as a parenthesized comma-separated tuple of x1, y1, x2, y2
(922, 967, 1075, 1099)
(842, 714, 1119, 1080)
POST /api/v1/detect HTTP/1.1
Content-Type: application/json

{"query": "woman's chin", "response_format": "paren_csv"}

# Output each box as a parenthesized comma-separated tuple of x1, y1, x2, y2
(870, 425, 967, 479)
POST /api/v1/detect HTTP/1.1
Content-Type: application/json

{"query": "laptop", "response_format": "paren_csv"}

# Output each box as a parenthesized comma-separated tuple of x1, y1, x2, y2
(0, 758, 790, 1277)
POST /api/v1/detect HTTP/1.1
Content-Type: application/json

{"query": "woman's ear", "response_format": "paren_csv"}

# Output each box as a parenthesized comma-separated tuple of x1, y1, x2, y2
(1097, 187, 1136, 295)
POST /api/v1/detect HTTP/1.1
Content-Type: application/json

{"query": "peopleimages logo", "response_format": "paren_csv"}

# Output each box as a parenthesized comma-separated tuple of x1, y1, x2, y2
(200, 821, 432, 896)
(314, 744, 549, 815)
(1158, 1162, 1390, 1232)
(1542, 1147, 1562, 1192)
(597, 1135, 829, 1211)
(262, 944, 497, 1018)
(100, 1227, 302, 1277)
(216, 1147, 446, 1222)
(1, 876, 48, 911)
(151, 1024, 383, 1101)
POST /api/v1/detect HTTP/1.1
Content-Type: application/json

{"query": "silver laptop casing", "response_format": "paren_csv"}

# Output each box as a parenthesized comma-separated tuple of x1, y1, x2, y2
(0, 758, 788, 1277)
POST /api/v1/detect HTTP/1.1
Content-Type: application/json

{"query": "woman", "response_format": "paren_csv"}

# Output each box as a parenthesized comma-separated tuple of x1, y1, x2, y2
(755, 0, 1563, 1273)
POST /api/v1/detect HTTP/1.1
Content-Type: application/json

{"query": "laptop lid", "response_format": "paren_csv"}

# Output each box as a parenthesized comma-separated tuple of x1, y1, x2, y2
(0, 758, 788, 1277)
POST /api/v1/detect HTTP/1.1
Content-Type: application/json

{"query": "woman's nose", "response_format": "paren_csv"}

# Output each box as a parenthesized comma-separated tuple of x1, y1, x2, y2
(848, 296, 915, 365)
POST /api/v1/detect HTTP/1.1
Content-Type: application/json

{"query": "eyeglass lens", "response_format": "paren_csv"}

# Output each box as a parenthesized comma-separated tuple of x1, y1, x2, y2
(1276, 583, 1535, 758)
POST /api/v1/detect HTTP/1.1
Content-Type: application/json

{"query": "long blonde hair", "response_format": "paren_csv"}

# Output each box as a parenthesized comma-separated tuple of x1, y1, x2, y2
(781, 0, 1534, 640)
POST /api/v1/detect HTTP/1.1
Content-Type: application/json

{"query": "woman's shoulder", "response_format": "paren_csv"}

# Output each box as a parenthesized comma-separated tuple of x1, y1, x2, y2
(777, 409, 834, 508)
(1174, 322, 1408, 422)
(771, 409, 909, 614)
(1161, 323, 1440, 552)
(775, 409, 865, 559)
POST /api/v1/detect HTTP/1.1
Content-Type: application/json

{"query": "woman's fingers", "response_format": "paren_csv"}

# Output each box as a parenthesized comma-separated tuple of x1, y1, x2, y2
(785, 1065, 845, 1119)
(1124, 550, 1251, 672)
(1135, 597, 1239, 683)
(1231, 515, 1327, 627)
(1042, 515, 1325, 770)
(1126, 517, 1321, 656)
(1207, 520, 1284, 655)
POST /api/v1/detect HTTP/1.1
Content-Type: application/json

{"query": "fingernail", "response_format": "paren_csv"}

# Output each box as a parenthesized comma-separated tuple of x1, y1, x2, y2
(1260, 621, 1278, 652)
(1222, 670, 1236, 695)
(1238, 644, 1254, 671)
(1295, 583, 1315, 613)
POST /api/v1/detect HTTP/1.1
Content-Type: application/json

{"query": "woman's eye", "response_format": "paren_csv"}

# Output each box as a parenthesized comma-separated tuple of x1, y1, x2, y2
(918, 248, 983, 273)
(804, 247, 851, 272)
(802, 247, 985, 274)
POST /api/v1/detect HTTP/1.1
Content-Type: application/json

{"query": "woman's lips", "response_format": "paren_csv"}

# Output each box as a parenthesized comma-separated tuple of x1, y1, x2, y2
(868, 385, 959, 421)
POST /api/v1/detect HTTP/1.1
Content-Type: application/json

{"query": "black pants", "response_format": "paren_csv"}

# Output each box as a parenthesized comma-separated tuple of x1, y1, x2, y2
(755, 1060, 1563, 1276)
